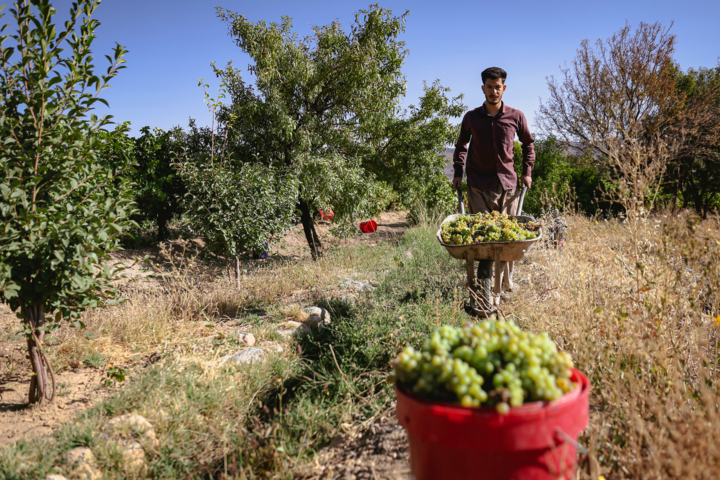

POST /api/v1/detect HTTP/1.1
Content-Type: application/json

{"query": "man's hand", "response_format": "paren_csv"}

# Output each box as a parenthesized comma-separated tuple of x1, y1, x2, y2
(521, 175, 532, 189)
(453, 177, 462, 190)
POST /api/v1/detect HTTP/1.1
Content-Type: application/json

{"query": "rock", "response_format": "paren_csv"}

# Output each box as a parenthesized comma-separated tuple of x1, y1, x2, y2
(338, 294, 358, 304)
(119, 439, 145, 470)
(46, 475, 68, 480)
(278, 321, 312, 339)
(339, 279, 374, 292)
(104, 414, 159, 449)
(65, 447, 101, 480)
(232, 348, 266, 364)
(303, 306, 331, 331)
(238, 332, 256, 347)
(259, 341, 284, 353)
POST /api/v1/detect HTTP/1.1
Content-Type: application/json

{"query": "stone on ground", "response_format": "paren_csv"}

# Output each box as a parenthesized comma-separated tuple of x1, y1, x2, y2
(232, 348, 266, 364)
(339, 279, 374, 292)
(277, 320, 312, 338)
(303, 306, 331, 331)
(64, 447, 101, 480)
(238, 332, 256, 347)
(102, 413, 159, 473)
(104, 413, 159, 449)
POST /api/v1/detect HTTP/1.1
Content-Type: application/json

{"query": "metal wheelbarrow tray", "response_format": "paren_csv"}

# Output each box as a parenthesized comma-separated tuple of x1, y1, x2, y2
(436, 213, 542, 312)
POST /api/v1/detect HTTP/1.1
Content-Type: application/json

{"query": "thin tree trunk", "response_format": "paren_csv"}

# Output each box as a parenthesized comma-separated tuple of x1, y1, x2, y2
(298, 199, 323, 260)
(22, 303, 52, 405)
(235, 257, 241, 291)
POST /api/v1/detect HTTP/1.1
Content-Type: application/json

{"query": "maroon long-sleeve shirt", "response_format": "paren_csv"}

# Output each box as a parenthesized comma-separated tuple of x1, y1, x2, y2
(453, 102, 535, 191)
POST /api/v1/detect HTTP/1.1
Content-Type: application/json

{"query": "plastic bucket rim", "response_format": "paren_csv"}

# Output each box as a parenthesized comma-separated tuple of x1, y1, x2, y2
(396, 374, 582, 415)
(396, 368, 589, 424)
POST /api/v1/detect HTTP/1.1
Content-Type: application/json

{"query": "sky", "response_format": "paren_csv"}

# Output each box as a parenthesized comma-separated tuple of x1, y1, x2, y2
(33, 0, 720, 137)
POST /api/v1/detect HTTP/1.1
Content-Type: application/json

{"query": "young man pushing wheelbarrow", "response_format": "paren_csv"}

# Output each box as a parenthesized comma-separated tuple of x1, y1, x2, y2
(452, 67, 535, 314)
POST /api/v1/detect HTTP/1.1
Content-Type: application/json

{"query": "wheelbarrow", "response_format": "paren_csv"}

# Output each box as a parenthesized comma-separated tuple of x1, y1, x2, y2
(436, 186, 542, 315)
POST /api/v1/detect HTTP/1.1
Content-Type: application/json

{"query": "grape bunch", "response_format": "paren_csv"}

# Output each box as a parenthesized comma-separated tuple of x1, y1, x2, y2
(440, 211, 537, 245)
(392, 320, 575, 413)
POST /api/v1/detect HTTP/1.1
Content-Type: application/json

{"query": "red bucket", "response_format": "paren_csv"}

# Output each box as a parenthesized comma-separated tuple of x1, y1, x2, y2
(319, 208, 334, 221)
(359, 220, 377, 233)
(396, 368, 589, 480)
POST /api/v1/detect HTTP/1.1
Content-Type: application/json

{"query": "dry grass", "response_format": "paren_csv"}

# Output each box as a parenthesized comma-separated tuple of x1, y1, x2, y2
(46, 237, 396, 372)
(507, 212, 720, 479)
(5, 210, 720, 479)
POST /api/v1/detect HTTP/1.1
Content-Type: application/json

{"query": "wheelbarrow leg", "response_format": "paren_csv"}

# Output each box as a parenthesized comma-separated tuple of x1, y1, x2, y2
(493, 249, 504, 306)
(476, 260, 492, 310)
(466, 250, 476, 308)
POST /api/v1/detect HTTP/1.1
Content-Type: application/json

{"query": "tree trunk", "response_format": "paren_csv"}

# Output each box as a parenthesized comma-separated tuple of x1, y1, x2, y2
(157, 213, 170, 242)
(22, 303, 51, 405)
(298, 199, 323, 260)
(235, 257, 241, 291)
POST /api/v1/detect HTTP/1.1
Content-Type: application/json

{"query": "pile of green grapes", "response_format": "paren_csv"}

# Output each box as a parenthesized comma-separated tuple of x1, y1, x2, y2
(440, 211, 537, 245)
(392, 320, 575, 413)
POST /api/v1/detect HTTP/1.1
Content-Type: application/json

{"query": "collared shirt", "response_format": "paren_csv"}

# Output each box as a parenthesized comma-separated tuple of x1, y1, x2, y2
(453, 102, 535, 191)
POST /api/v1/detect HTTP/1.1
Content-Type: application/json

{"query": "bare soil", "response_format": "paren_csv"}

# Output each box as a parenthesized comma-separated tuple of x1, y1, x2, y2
(274, 211, 409, 260)
(0, 310, 119, 446)
(299, 407, 411, 480)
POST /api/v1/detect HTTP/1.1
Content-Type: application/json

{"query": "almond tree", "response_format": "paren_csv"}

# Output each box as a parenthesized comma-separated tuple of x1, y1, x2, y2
(0, 0, 133, 405)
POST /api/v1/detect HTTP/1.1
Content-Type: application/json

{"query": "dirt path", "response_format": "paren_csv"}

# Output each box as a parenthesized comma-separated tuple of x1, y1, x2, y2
(274, 211, 409, 260)
(299, 407, 410, 479)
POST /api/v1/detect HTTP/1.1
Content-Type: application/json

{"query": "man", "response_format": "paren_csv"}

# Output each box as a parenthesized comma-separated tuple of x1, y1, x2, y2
(453, 67, 535, 306)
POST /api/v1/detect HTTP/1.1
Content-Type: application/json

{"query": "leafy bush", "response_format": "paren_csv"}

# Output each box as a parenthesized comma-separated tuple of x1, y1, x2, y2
(513, 137, 610, 215)
(407, 173, 459, 225)
(176, 160, 298, 284)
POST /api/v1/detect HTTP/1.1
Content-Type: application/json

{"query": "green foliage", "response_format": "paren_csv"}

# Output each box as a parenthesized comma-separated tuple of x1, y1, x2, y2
(104, 365, 126, 386)
(0, 0, 133, 319)
(360, 81, 466, 207)
(407, 173, 458, 225)
(665, 64, 720, 217)
(176, 159, 299, 261)
(132, 126, 186, 241)
(214, 6, 463, 256)
(513, 137, 609, 215)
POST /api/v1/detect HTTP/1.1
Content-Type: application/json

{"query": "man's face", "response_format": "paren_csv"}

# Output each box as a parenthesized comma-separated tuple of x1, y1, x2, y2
(481, 78, 506, 105)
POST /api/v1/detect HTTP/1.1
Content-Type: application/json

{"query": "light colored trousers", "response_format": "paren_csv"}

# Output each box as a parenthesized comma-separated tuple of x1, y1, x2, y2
(467, 184, 521, 291)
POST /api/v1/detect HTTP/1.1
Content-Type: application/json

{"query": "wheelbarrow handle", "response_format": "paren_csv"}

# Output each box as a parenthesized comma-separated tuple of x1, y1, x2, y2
(516, 186, 528, 216)
(456, 185, 465, 215)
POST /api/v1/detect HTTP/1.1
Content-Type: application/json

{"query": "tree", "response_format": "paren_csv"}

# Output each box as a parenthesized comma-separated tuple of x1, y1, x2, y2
(174, 113, 299, 287)
(0, 0, 132, 405)
(133, 126, 186, 241)
(537, 22, 717, 214)
(667, 65, 720, 217)
(360, 80, 465, 207)
(214, 5, 460, 258)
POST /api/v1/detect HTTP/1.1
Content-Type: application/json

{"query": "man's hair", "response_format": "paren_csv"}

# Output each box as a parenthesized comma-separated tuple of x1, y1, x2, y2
(482, 67, 507, 85)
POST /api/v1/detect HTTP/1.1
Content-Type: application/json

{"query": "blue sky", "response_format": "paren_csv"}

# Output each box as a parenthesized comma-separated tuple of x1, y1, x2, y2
(38, 0, 720, 136)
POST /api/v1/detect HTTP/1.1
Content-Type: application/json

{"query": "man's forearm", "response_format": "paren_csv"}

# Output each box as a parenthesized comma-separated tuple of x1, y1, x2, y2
(521, 142, 535, 177)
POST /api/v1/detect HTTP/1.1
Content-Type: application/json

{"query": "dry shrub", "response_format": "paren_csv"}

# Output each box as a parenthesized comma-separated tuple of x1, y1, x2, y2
(508, 212, 720, 478)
